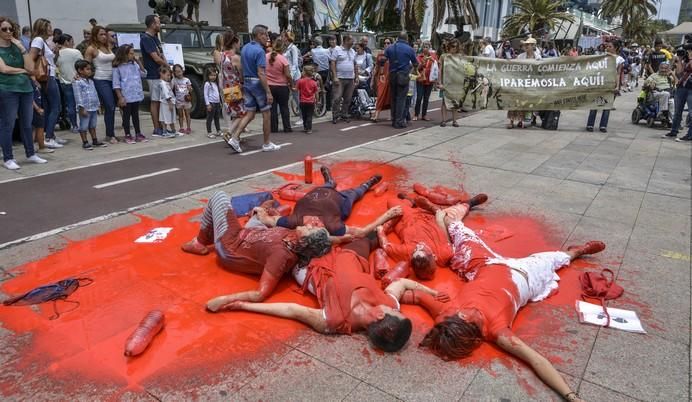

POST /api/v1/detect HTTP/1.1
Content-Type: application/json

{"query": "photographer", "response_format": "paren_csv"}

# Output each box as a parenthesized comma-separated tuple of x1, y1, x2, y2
(664, 40, 692, 142)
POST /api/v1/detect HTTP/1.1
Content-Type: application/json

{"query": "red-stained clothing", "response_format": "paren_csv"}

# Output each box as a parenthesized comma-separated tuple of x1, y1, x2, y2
(303, 246, 398, 334)
(416, 53, 438, 85)
(277, 187, 347, 235)
(216, 209, 299, 279)
(384, 200, 453, 267)
(296, 77, 318, 103)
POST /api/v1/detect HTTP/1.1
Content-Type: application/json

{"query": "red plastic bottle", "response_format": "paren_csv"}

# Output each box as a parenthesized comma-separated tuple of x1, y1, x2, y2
(304, 156, 313, 184)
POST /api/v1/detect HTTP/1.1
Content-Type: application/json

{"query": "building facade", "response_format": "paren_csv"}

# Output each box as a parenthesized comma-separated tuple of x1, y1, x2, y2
(680, 0, 692, 24)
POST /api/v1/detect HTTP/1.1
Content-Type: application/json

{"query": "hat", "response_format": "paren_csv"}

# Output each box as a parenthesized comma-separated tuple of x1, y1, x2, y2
(632, 43, 639, 47)
(521, 36, 537, 45)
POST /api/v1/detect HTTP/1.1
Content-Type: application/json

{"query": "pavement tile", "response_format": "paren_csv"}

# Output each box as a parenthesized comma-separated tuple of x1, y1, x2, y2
(292, 331, 380, 379)
(342, 382, 401, 402)
(584, 187, 644, 226)
(627, 224, 690, 258)
(577, 380, 643, 402)
(584, 330, 689, 402)
(566, 216, 632, 264)
(606, 167, 651, 192)
(501, 152, 553, 173)
(634, 208, 691, 235)
(365, 130, 466, 155)
(640, 192, 691, 215)
(0, 235, 69, 270)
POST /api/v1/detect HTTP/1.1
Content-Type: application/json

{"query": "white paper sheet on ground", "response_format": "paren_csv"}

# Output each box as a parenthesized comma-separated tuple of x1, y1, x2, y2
(135, 227, 173, 243)
(162, 43, 185, 68)
(575, 300, 646, 333)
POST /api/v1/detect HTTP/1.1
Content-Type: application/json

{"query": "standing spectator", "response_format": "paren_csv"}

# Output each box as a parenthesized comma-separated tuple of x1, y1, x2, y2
(360, 36, 372, 54)
(309, 37, 331, 111)
(55, 34, 81, 133)
(277, 0, 289, 32)
(354, 42, 373, 90)
(481, 37, 495, 58)
(46, 28, 61, 53)
(414, 41, 437, 121)
(89, 18, 98, 28)
(172, 64, 192, 134)
(31, 78, 53, 154)
(586, 40, 622, 133)
(0, 16, 47, 169)
(73, 60, 107, 150)
(29, 18, 64, 149)
(438, 39, 462, 127)
(543, 41, 558, 58)
(283, 31, 302, 124)
(112, 44, 147, 143)
(266, 38, 293, 133)
(498, 40, 515, 59)
(645, 39, 667, 76)
(20, 26, 31, 50)
(507, 37, 541, 129)
(384, 32, 418, 129)
(371, 37, 392, 122)
(186, 0, 201, 22)
(218, 30, 245, 136)
(225, 25, 280, 153)
(76, 27, 91, 55)
(141, 15, 168, 136)
(204, 66, 222, 138)
(85, 25, 117, 143)
(298, 0, 317, 40)
(296, 65, 318, 133)
(329, 34, 357, 124)
(158, 66, 180, 137)
(664, 46, 692, 141)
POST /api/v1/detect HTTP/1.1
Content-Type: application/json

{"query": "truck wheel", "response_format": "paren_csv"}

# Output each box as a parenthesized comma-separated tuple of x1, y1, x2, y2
(188, 74, 206, 119)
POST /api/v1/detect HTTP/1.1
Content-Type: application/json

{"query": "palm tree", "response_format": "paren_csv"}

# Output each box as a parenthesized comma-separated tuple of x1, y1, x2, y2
(222, 0, 248, 31)
(340, 0, 479, 32)
(600, 0, 658, 39)
(502, 0, 576, 38)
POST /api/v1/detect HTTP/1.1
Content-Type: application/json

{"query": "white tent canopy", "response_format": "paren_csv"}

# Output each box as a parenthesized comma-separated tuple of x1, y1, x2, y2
(661, 22, 692, 35)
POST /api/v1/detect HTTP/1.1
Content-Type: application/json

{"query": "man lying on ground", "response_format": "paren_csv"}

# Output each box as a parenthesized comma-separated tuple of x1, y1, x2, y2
(407, 200, 601, 402)
(211, 235, 448, 352)
(181, 191, 332, 307)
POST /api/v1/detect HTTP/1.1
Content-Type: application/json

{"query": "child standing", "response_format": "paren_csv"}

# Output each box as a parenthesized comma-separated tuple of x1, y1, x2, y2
(204, 67, 222, 138)
(72, 60, 107, 150)
(158, 66, 180, 138)
(31, 78, 53, 154)
(172, 64, 193, 134)
(112, 44, 147, 144)
(296, 65, 318, 134)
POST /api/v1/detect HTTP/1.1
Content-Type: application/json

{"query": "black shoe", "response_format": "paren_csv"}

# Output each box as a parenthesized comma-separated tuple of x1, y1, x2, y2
(284, 128, 293, 133)
(663, 131, 678, 138)
(340, 116, 350, 123)
(332, 117, 338, 124)
(82, 142, 93, 150)
(599, 127, 607, 133)
(362, 174, 383, 191)
(92, 140, 107, 147)
(586, 126, 594, 132)
(320, 166, 336, 186)
(676, 134, 692, 142)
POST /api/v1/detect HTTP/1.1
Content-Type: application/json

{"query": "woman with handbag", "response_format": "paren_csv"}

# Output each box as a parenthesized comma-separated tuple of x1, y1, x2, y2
(0, 16, 47, 170)
(414, 41, 437, 121)
(218, 31, 245, 137)
(29, 18, 63, 149)
(85, 25, 117, 144)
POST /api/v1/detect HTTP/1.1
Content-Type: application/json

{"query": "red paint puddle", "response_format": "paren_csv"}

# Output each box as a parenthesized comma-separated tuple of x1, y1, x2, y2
(0, 160, 632, 397)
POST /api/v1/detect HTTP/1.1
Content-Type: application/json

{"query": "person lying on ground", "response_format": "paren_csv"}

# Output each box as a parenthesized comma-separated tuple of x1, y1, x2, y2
(212, 235, 449, 352)
(376, 192, 488, 280)
(406, 201, 601, 402)
(181, 191, 332, 307)
(254, 166, 400, 240)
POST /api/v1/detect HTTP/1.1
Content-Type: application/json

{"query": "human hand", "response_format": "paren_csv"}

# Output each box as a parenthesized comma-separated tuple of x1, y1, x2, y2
(79, 108, 88, 117)
(385, 205, 403, 219)
(434, 290, 451, 303)
(206, 104, 212, 112)
(220, 300, 246, 311)
(437, 84, 445, 90)
(37, 108, 44, 116)
(169, 104, 174, 112)
(118, 98, 126, 108)
(267, 93, 274, 105)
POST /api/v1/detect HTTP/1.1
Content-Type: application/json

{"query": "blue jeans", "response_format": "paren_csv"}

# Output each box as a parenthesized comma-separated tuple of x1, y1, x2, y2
(79, 111, 98, 131)
(0, 90, 35, 162)
(60, 83, 77, 128)
(243, 78, 271, 112)
(42, 76, 61, 138)
(94, 79, 116, 137)
(670, 87, 692, 136)
(322, 182, 367, 220)
(587, 109, 610, 129)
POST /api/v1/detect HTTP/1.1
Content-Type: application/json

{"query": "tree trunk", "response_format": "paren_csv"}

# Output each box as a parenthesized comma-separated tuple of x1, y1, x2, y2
(222, 0, 248, 32)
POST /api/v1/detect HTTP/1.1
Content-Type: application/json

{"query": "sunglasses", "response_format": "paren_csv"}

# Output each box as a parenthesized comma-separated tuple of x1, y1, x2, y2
(1, 27, 14, 33)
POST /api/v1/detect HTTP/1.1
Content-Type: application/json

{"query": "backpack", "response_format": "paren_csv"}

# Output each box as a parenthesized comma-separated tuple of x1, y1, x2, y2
(580, 269, 624, 327)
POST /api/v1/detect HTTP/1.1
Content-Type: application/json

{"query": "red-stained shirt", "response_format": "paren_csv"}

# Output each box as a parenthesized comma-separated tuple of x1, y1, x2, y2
(384, 203, 453, 267)
(296, 77, 318, 104)
(277, 187, 347, 235)
(304, 247, 398, 334)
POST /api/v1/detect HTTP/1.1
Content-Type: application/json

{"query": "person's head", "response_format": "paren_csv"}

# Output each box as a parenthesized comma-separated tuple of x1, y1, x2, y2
(32, 18, 52, 39)
(204, 65, 217, 82)
(419, 311, 484, 360)
(144, 14, 161, 33)
(398, 31, 408, 42)
(89, 18, 97, 27)
(659, 61, 670, 74)
(284, 31, 295, 43)
(292, 227, 331, 260)
(447, 38, 460, 54)
(113, 44, 134, 66)
(269, 38, 285, 64)
(52, 28, 62, 39)
(302, 64, 314, 77)
(354, 43, 364, 54)
(342, 34, 353, 49)
(172, 64, 184, 78)
(74, 59, 92, 78)
(222, 30, 237, 51)
(410, 242, 436, 280)
(0, 17, 18, 41)
(312, 36, 322, 48)
(55, 33, 74, 48)
(383, 37, 392, 48)
(421, 40, 431, 55)
(108, 29, 117, 46)
(21, 25, 30, 37)
(654, 38, 662, 51)
(360, 36, 369, 46)
(522, 37, 536, 52)
(482, 36, 491, 46)
(90, 25, 108, 47)
(366, 310, 413, 352)
(328, 35, 336, 47)
(605, 40, 621, 55)
(548, 41, 555, 49)
(82, 27, 91, 42)
(159, 65, 172, 81)
(251, 24, 269, 43)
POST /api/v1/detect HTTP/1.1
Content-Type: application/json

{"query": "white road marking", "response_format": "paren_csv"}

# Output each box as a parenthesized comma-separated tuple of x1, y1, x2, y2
(240, 142, 292, 156)
(428, 107, 441, 112)
(93, 168, 181, 189)
(339, 125, 360, 131)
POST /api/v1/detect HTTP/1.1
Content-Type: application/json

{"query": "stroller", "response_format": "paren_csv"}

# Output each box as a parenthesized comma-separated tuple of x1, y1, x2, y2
(349, 74, 376, 120)
(631, 83, 672, 128)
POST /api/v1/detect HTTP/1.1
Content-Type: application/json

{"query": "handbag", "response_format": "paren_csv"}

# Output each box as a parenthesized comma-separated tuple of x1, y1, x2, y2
(579, 268, 624, 327)
(429, 60, 439, 82)
(223, 84, 242, 104)
(34, 41, 49, 83)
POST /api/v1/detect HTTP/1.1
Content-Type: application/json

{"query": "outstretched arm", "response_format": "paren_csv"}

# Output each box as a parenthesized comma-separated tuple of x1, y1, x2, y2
(400, 290, 448, 319)
(496, 332, 583, 402)
(206, 266, 283, 311)
(347, 206, 403, 238)
(224, 301, 329, 333)
(385, 278, 443, 301)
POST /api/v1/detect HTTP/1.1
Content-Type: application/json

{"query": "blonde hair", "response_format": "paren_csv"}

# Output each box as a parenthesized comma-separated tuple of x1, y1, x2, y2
(32, 18, 51, 39)
(270, 38, 286, 65)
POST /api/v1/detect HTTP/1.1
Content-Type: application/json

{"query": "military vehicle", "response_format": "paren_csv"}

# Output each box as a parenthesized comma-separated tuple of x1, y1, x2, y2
(107, 23, 250, 118)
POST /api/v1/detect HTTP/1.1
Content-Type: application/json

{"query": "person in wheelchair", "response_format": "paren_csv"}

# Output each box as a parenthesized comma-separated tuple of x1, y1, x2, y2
(643, 61, 676, 118)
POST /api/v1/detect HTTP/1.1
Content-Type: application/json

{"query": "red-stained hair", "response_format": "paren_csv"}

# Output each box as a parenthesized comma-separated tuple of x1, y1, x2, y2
(420, 314, 483, 359)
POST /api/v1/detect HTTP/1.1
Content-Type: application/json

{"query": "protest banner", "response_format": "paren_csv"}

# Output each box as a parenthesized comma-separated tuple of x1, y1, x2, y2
(441, 55, 618, 111)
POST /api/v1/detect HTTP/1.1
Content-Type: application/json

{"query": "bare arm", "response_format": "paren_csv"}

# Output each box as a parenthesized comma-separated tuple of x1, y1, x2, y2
(0, 57, 28, 75)
(385, 278, 445, 301)
(496, 332, 583, 402)
(212, 49, 222, 65)
(257, 66, 272, 103)
(206, 269, 282, 311)
(224, 301, 328, 333)
(149, 50, 168, 66)
(346, 206, 403, 238)
(84, 46, 97, 62)
(400, 290, 448, 319)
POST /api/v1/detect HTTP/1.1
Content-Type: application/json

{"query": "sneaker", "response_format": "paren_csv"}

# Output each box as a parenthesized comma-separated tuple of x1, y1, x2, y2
(186, 128, 192, 134)
(306, 130, 312, 134)
(45, 139, 64, 149)
(152, 127, 164, 137)
(71, 127, 79, 134)
(207, 132, 217, 138)
(295, 119, 303, 126)
(124, 135, 136, 144)
(216, 131, 224, 137)
(599, 127, 607, 133)
(27, 154, 47, 164)
(55, 137, 68, 145)
(586, 126, 594, 132)
(229, 137, 243, 153)
(36, 147, 54, 154)
(161, 130, 177, 138)
(262, 142, 281, 152)
(221, 131, 232, 144)
(92, 140, 108, 148)
(108, 137, 119, 144)
(82, 142, 93, 150)
(3, 159, 20, 170)
(676, 134, 692, 142)
(663, 131, 678, 138)
(135, 133, 148, 142)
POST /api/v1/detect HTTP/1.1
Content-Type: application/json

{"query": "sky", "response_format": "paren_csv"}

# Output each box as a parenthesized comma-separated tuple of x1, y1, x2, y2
(659, 0, 682, 24)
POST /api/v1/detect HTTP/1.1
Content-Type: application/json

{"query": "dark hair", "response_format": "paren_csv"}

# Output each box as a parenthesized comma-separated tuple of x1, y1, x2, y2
(293, 228, 331, 261)
(366, 314, 412, 352)
(89, 25, 107, 48)
(112, 44, 133, 67)
(419, 314, 483, 359)
(144, 14, 158, 28)
(173, 64, 184, 74)
(74, 59, 91, 73)
(53, 28, 62, 37)
(222, 30, 237, 50)
(55, 33, 72, 45)
(411, 252, 435, 280)
(22, 26, 31, 35)
(204, 65, 218, 82)
(0, 17, 20, 40)
(89, 18, 97, 25)
(159, 65, 171, 76)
